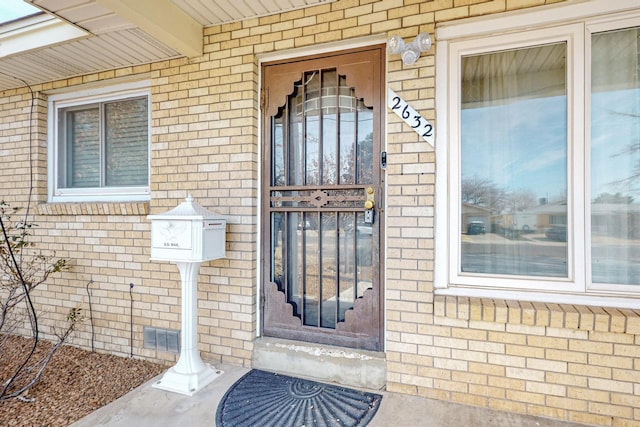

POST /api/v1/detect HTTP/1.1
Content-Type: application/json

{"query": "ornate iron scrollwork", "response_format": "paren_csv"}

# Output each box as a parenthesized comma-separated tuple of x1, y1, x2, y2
(270, 188, 363, 209)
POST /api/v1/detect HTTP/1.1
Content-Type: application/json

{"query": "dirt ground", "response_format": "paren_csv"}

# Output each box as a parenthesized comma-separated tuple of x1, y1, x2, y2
(0, 335, 166, 427)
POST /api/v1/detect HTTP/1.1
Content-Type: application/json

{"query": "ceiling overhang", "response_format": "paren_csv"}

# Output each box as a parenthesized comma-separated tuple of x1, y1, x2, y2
(0, 13, 87, 58)
(95, 0, 202, 58)
(0, 0, 335, 92)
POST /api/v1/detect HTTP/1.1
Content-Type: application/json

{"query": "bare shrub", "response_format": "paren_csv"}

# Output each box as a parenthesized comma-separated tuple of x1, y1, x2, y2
(0, 201, 78, 401)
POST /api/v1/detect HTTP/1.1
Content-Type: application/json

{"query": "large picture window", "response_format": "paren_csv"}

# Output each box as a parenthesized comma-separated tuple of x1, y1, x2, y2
(460, 42, 568, 279)
(435, 2, 640, 307)
(590, 26, 640, 288)
(48, 81, 150, 202)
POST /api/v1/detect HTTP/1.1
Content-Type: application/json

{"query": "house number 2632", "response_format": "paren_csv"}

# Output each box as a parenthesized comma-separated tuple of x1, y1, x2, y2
(387, 88, 434, 147)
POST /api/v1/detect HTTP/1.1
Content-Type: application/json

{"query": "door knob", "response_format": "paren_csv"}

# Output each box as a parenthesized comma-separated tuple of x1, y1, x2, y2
(364, 187, 375, 224)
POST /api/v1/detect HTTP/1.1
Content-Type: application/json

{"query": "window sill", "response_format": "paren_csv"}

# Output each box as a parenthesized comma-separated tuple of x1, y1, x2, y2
(434, 295, 640, 335)
(37, 201, 149, 216)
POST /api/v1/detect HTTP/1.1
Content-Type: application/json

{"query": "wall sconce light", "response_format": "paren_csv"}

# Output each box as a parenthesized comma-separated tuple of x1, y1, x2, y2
(387, 32, 432, 65)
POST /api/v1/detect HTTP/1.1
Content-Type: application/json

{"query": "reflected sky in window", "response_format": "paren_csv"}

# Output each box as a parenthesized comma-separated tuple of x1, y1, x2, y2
(592, 88, 640, 200)
(462, 87, 640, 204)
(461, 94, 567, 204)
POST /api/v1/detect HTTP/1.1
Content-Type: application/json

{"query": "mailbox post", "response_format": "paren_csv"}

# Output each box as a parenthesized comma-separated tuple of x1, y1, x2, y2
(148, 195, 226, 396)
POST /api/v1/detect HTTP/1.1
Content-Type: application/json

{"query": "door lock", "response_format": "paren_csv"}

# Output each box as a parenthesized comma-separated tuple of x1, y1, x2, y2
(364, 187, 375, 224)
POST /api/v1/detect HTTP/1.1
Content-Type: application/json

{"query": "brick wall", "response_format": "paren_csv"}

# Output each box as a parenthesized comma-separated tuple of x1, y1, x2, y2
(4, 0, 640, 425)
(405, 297, 640, 425)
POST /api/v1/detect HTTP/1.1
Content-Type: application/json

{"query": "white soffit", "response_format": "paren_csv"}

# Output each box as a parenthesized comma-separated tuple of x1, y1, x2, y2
(171, 0, 336, 26)
(0, 0, 336, 92)
(95, 0, 203, 57)
(0, 27, 176, 87)
(0, 13, 87, 58)
(28, 0, 135, 34)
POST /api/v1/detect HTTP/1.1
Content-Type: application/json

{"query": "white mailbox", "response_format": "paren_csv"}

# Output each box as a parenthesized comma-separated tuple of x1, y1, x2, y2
(148, 195, 227, 396)
(148, 195, 226, 262)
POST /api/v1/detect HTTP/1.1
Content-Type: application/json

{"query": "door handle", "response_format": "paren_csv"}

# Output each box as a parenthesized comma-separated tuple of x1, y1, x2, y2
(364, 187, 375, 224)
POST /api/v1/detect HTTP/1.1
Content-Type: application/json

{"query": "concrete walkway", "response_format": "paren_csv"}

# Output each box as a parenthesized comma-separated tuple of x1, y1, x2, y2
(70, 363, 589, 427)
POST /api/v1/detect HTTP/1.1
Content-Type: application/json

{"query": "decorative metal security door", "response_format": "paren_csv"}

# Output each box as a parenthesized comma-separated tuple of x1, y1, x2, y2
(261, 46, 385, 351)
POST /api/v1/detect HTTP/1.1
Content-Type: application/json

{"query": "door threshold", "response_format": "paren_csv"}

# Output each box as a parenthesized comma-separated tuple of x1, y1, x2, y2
(252, 337, 386, 390)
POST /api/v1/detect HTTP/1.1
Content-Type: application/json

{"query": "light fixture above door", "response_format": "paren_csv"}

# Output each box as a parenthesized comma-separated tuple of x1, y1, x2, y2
(387, 32, 432, 65)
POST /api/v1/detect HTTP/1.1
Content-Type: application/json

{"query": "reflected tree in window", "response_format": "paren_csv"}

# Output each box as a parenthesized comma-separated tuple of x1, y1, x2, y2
(461, 175, 506, 213)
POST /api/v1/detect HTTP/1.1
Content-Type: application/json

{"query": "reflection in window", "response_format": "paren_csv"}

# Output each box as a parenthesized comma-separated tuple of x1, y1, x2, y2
(591, 27, 640, 285)
(460, 43, 568, 277)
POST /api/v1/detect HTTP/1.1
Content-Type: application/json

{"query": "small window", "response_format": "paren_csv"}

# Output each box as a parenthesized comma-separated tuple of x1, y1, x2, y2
(48, 82, 150, 202)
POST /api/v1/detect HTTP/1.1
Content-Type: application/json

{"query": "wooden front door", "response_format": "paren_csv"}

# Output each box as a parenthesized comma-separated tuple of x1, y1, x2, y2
(261, 45, 385, 351)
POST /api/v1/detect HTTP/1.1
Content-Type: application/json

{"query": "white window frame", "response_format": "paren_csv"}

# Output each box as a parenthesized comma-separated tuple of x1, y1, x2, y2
(434, 0, 640, 309)
(47, 80, 151, 203)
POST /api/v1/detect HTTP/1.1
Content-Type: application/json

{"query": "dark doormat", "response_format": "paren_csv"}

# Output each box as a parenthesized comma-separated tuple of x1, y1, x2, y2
(215, 369, 382, 427)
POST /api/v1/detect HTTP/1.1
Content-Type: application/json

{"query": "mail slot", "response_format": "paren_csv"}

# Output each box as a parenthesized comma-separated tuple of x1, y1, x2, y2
(148, 195, 226, 262)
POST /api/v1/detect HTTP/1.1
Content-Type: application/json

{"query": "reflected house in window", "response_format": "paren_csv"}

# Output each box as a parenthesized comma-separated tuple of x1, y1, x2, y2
(496, 201, 567, 237)
(592, 203, 640, 239)
(461, 203, 491, 233)
(525, 202, 567, 228)
(481, 201, 640, 282)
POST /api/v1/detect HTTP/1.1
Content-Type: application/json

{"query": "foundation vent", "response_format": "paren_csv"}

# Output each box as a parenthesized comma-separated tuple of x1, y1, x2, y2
(144, 326, 180, 354)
